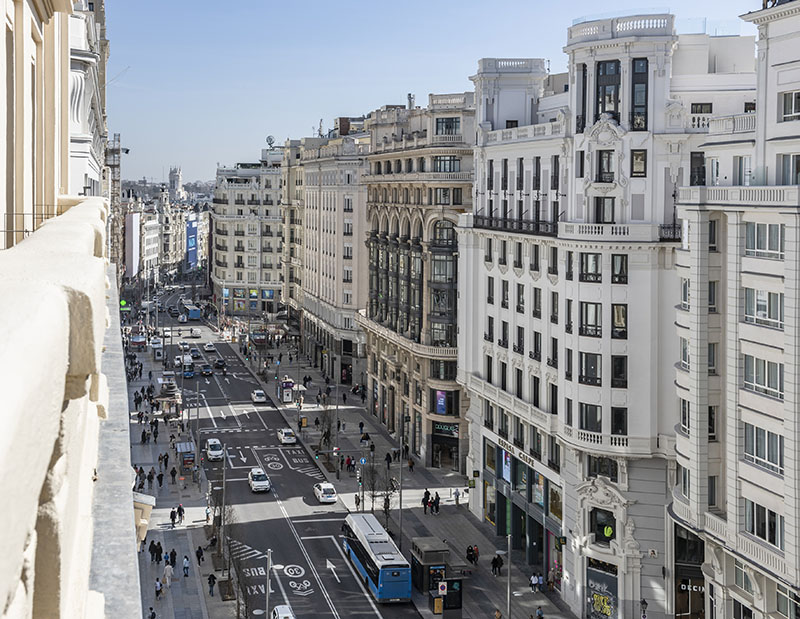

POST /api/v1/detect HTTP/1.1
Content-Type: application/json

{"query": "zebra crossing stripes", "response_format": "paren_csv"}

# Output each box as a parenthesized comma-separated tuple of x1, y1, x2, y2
(228, 539, 266, 561)
(296, 465, 325, 480)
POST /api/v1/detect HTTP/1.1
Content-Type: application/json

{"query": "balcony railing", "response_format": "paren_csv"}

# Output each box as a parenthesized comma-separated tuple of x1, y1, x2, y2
(497, 338, 508, 349)
(579, 272, 602, 283)
(513, 344, 524, 355)
(580, 325, 602, 337)
(659, 223, 682, 241)
(215, 259, 228, 267)
(547, 356, 558, 368)
(516, 304, 525, 314)
(213, 197, 228, 204)
(473, 215, 558, 237)
(484, 333, 493, 342)
(247, 199, 260, 205)
(596, 172, 615, 183)
(234, 230, 245, 237)
(498, 428, 509, 440)
(579, 375, 601, 386)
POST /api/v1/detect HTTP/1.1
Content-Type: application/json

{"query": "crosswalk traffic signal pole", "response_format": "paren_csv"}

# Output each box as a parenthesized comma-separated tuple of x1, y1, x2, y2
(265, 548, 272, 616)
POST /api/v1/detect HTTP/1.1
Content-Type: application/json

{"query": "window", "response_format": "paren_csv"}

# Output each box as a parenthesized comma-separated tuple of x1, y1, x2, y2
(515, 325, 525, 354)
(485, 355, 493, 384)
(690, 152, 706, 186)
(744, 354, 784, 399)
(484, 402, 495, 430)
(565, 348, 573, 380)
(343, 290, 352, 305)
(533, 331, 541, 361)
(548, 247, 558, 275)
(679, 463, 691, 498)
(343, 266, 353, 282)
(680, 278, 691, 310)
(531, 375, 540, 408)
(708, 343, 717, 375)
(631, 58, 648, 130)
(611, 304, 627, 339)
(579, 352, 602, 386)
(744, 422, 785, 475)
(611, 254, 627, 284)
(501, 280, 509, 307)
(708, 406, 717, 441)
(565, 251, 573, 280)
(499, 240, 507, 265)
(485, 238, 493, 263)
(530, 244, 540, 271)
(708, 220, 718, 251)
(679, 337, 690, 370)
(514, 368, 523, 399)
(631, 150, 647, 177)
(435, 117, 460, 135)
(597, 150, 614, 183)
(433, 156, 460, 173)
(486, 317, 494, 341)
(691, 103, 713, 114)
(744, 288, 784, 328)
(516, 283, 525, 313)
(595, 60, 620, 121)
(781, 154, 800, 185)
(487, 159, 494, 190)
(530, 426, 542, 459)
(745, 222, 785, 259)
(580, 302, 602, 337)
(548, 437, 561, 473)
(777, 584, 800, 619)
(587, 456, 618, 481)
(550, 291, 558, 323)
(611, 356, 627, 388)
(745, 101, 756, 113)
(505, 119, 518, 129)
(580, 253, 602, 282)
(781, 90, 800, 122)
(575, 150, 585, 178)
(549, 337, 558, 368)
(434, 188, 451, 205)
(487, 277, 494, 304)
(590, 508, 616, 545)
(679, 399, 690, 435)
(453, 188, 462, 205)
(430, 255, 455, 283)
(579, 403, 602, 432)
(501, 158, 508, 190)
(499, 321, 509, 347)
(532, 287, 541, 317)
(708, 475, 717, 508)
(734, 155, 752, 186)
(611, 408, 627, 436)
(594, 197, 615, 223)
(517, 158, 524, 189)
(734, 560, 753, 596)
(565, 398, 573, 425)
(744, 498, 784, 550)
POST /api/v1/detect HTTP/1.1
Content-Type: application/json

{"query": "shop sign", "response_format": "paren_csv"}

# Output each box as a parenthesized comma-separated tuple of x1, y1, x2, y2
(587, 565, 618, 619)
(497, 436, 537, 469)
(222, 288, 230, 298)
(233, 288, 245, 299)
(435, 390, 447, 414)
(249, 289, 258, 299)
(261, 289, 274, 299)
(433, 422, 459, 438)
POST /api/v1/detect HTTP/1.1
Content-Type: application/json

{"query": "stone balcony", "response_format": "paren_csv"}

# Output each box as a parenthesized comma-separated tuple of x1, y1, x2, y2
(567, 13, 674, 46)
(355, 309, 457, 360)
(708, 112, 756, 135)
(677, 185, 800, 208)
(362, 171, 473, 184)
(0, 196, 141, 618)
(559, 222, 681, 243)
(480, 120, 566, 146)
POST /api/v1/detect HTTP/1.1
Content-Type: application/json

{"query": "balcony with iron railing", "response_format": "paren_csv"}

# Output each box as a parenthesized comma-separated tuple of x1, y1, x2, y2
(472, 214, 558, 238)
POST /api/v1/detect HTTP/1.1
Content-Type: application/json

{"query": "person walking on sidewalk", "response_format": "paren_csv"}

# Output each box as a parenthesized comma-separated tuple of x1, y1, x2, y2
(535, 606, 544, 618)
(422, 489, 430, 514)
(169, 508, 177, 528)
(155, 542, 163, 564)
(163, 453, 169, 471)
(342, 392, 346, 405)
(454, 488, 460, 506)
(156, 472, 164, 488)
(385, 452, 392, 470)
(473, 545, 479, 565)
(358, 421, 364, 435)
(530, 573, 537, 592)
(169, 548, 177, 567)
(154, 578, 163, 601)
(433, 492, 441, 514)
(148, 540, 157, 563)
(491, 556, 498, 576)
(183, 555, 190, 577)
(157, 453, 164, 471)
(208, 573, 217, 597)
(196, 546, 204, 564)
(177, 504, 185, 524)
(170, 466, 177, 484)
(408, 458, 414, 473)
(547, 568, 555, 591)
(153, 427, 159, 443)
(162, 562, 174, 589)
(147, 606, 157, 619)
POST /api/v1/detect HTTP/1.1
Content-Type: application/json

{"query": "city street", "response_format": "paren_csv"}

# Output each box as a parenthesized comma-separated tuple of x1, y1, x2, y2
(155, 288, 421, 618)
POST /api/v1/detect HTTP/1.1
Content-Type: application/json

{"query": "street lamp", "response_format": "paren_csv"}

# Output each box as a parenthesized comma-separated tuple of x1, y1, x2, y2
(640, 598, 648, 619)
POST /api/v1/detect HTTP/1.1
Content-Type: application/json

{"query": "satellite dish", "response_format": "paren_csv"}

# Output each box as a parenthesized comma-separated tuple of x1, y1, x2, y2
(266, 135, 275, 147)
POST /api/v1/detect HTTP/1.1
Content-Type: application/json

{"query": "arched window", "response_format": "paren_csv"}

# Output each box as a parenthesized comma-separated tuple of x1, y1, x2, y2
(433, 220, 456, 244)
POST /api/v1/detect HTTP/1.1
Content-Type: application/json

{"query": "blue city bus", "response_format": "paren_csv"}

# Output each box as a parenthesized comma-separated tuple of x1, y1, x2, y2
(342, 513, 411, 603)
(182, 354, 195, 378)
(180, 300, 203, 320)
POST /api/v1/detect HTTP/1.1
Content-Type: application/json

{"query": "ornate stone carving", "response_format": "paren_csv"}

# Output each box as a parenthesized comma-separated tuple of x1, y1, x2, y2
(623, 517, 640, 554)
(576, 475, 634, 510)
(585, 113, 626, 145)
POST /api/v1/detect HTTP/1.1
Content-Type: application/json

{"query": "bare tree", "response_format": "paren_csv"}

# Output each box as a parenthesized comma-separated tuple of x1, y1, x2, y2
(363, 462, 381, 513)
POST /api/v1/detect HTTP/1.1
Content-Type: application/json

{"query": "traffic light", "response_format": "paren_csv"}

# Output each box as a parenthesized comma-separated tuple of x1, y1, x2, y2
(356, 469, 362, 486)
(314, 450, 319, 460)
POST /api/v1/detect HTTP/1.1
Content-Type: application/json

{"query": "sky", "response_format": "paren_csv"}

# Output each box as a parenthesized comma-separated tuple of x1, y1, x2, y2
(107, 0, 759, 183)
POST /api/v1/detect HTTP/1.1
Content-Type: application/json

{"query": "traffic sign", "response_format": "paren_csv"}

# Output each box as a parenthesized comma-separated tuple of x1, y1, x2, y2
(119, 299, 131, 312)
(438, 582, 447, 596)
(359, 457, 366, 465)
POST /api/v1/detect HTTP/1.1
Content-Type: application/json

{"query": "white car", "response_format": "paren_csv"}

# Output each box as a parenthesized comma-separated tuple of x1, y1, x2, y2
(313, 483, 337, 503)
(251, 389, 267, 404)
(178, 314, 188, 323)
(173, 355, 183, 368)
(277, 428, 297, 445)
(248, 467, 271, 492)
(203, 342, 216, 352)
(206, 438, 224, 461)
(271, 606, 296, 619)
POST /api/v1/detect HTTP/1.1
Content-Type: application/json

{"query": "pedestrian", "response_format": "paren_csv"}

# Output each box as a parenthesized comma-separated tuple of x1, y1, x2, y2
(385, 452, 392, 470)
(149, 540, 157, 563)
(408, 458, 415, 473)
(141, 429, 147, 444)
(422, 489, 430, 514)
(163, 551, 169, 565)
(208, 573, 217, 597)
(454, 488, 461, 506)
(530, 573, 537, 592)
(147, 606, 156, 619)
(433, 492, 440, 514)
(158, 453, 164, 471)
(177, 504, 185, 524)
(361, 391, 366, 404)
(155, 542, 163, 564)
(147, 470, 154, 489)
(354, 493, 361, 511)
(491, 556, 498, 576)
(154, 578, 163, 600)
(538, 572, 545, 592)
(169, 508, 177, 529)
(548, 568, 555, 591)
(497, 554, 504, 576)
(342, 393, 347, 404)
(149, 369, 153, 381)
(466, 546, 474, 564)
(157, 472, 164, 488)
(169, 548, 177, 567)
(163, 453, 169, 471)
(536, 606, 544, 618)
(337, 418, 341, 432)
(153, 427, 159, 443)
(183, 555, 190, 577)
(163, 563, 174, 588)
(473, 545, 480, 564)
(205, 506, 211, 524)
(358, 421, 364, 435)
(170, 466, 177, 484)
(494, 609, 502, 619)
(196, 546, 205, 564)
(314, 417, 320, 430)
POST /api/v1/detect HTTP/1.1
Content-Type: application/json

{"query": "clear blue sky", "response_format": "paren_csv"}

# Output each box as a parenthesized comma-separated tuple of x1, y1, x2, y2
(107, 0, 758, 182)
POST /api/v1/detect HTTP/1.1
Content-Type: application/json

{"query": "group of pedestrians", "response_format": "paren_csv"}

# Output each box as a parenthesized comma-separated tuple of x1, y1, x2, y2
(168, 504, 185, 528)
(529, 569, 557, 593)
(421, 489, 441, 514)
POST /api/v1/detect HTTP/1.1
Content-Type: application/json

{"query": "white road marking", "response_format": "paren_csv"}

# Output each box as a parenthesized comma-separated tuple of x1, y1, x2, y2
(326, 559, 340, 583)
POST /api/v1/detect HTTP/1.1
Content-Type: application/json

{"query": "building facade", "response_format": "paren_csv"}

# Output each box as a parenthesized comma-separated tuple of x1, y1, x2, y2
(673, 2, 800, 618)
(356, 93, 475, 471)
(459, 16, 756, 619)
(301, 134, 370, 384)
(281, 139, 308, 333)
(211, 149, 283, 316)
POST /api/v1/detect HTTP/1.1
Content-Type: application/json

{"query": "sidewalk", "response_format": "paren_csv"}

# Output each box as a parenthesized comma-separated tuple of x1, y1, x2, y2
(237, 341, 578, 619)
(128, 343, 235, 619)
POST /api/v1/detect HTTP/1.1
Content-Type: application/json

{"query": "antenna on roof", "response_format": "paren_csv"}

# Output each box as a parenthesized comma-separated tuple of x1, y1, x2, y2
(266, 135, 275, 148)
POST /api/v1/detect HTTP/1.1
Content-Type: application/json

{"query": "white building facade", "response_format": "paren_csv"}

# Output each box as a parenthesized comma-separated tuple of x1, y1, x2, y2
(459, 15, 756, 619)
(301, 134, 370, 384)
(673, 2, 800, 618)
(211, 149, 283, 316)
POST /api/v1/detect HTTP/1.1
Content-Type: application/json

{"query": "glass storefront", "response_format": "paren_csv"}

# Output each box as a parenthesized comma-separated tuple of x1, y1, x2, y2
(674, 524, 705, 618)
(587, 558, 619, 619)
(548, 483, 563, 523)
(484, 481, 496, 525)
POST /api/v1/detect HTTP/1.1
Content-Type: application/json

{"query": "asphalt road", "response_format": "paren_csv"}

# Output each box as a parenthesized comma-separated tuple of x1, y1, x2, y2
(152, 288, 421, 619)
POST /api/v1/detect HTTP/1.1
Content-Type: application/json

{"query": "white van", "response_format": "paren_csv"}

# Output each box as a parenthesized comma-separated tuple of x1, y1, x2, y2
(206, 438, 224, 461)
(271, 606, 296, 619)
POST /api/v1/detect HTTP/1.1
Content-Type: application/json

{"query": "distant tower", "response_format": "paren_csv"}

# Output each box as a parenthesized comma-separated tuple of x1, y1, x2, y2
(168, 166, 185, 201)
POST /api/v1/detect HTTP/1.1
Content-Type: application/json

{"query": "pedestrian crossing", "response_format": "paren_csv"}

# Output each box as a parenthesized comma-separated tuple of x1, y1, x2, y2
(228, 539, 266, 561)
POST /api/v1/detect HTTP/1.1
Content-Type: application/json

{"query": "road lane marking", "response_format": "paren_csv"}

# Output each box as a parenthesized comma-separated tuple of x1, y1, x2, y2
(294, 518, 344, 524)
